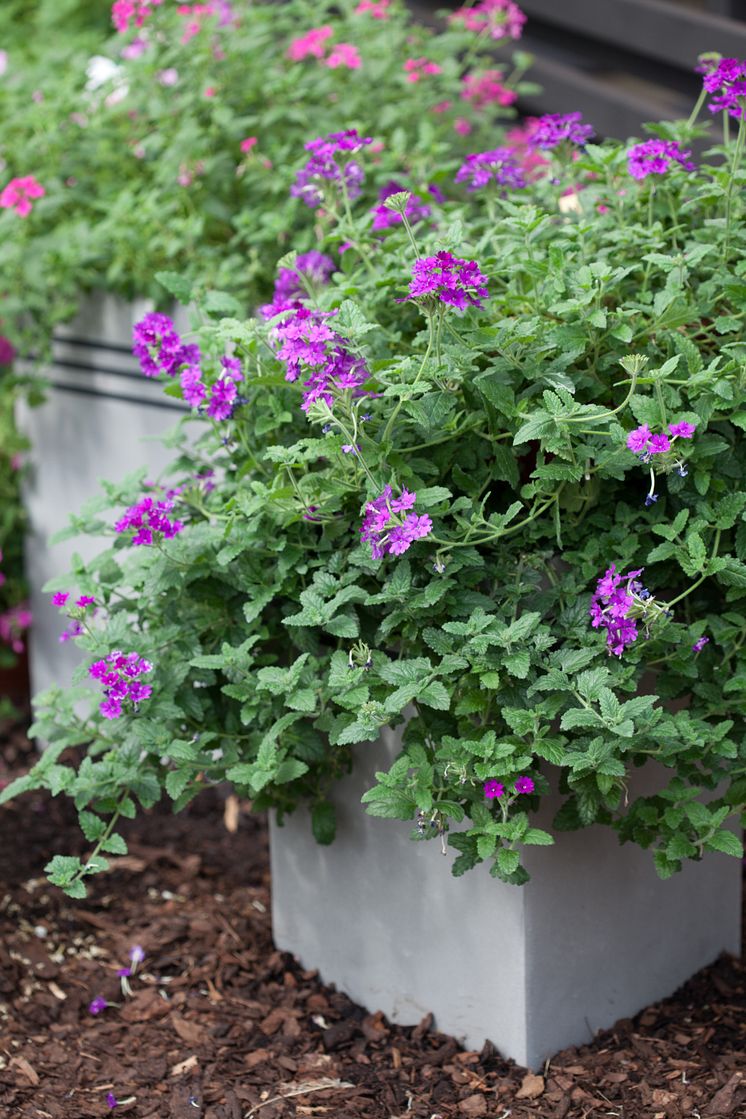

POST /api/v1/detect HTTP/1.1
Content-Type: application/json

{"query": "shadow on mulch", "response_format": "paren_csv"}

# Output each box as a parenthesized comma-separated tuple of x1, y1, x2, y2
(0, 720, 744, 1119)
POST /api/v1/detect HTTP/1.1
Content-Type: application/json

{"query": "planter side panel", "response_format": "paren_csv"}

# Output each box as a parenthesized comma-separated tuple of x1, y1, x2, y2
(271, 727, 530, 1063)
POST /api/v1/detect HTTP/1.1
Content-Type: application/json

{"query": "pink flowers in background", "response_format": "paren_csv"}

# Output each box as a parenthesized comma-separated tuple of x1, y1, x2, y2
(0, 603, 32, 655)
(455, 149, 525, 192)
(0, 176, 45, 218)
(355, 0, 390, 16)
(702, 58, 746, 119)
(287, 26, 333, 61)
(326, 44, 361, 70)
(360, 487, 432, 559)
(240, 136, 258, 154)
(177, 3, 220, 43)
(450, 0, 526, 41)
(627, 140, 695, 180)
(111, 0, 163, 34)
(461, 70, 516, 109)
(404, 58, 442, 83)
(0, 336, 15, 365)
(288, 26, 362, 70)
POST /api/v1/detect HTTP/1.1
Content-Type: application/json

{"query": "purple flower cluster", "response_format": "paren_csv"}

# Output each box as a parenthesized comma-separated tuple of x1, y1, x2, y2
(454, 148, 525, 192)
(273, 306, 369, 412)
(360, 486, 432, 559)
(260, 251, 336, 318)
(702, 58, 746, 120)
(180, 355, 243, 420)
(89, 650, 154, 720)
(626, 421, 696, 459)
(132, 312, 200, 378)
(291, 130, 372, 208)
(589, 565, 655, 657)
(51, 591, 96, 643)
(627, 140, 695, 181)
(114, 495, 184, 546)
(370, 181, 432, 231)
(527, 112, 594, 150)
(404, 251, 489, 311)
(484, 775, 535, 799)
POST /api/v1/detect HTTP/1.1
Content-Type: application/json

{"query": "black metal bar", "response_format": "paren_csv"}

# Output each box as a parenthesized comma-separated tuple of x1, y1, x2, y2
(53, 333, 134, 357)
(49, 380, 187, 412)
(52, 356, 156, 386)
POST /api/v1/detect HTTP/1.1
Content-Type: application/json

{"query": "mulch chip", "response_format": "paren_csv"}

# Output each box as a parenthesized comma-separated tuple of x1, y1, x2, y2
(1, 719, 744, 1118)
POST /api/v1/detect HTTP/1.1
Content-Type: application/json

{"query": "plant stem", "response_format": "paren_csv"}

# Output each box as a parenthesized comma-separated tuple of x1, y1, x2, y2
(722, 109, 746, 264)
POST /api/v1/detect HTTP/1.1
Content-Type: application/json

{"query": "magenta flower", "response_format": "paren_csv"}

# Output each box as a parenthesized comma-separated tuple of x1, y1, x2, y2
(115, 495, 183, 546)
(514, 776, 535, 795)
(627, 140, 695, 181)
(89, 651, 154, 720)
(360, 487, 433, 559)
(287, 25, 333, 62)
(355, 0, 390, 17)
(0, 336, 15, 365)
(207, 377, 237, 421)
(112, 0, 162, 33)
(669, 421, 697, 439)
(702, 58, 746, 119)
(132, 312, 200, 379)
(450, 0, 526, 41)
(484, 779, 505, 799)
(180, 366, 206, 408)
(88, 996, 108, 1015)
(326, 43, 361, 70)
(461, 70, 517, 109)
(455, 149, 525, 192)
(76, 595, 96, 608)
(106, 1092, 118, 1109)
(260, 251, 335, 318)
(648, 433, 671, 455)
(527, 112, 594, 150)
(589, 565, 655, 657)
(405, 252, 489, 311)
(403, 58, 442, 83)
(626, 425, 652, 454)
(370, 181, 432, 232)
(692, 636, 710, 653)
(51, 592, 70, 608)
(0, 175, 45, 218)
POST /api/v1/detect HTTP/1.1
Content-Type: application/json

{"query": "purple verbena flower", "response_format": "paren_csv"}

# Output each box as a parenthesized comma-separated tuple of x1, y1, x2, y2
(291, 130, 372, 208)
(207, 377, 238, 421)
(370, 180, 432, 230)
(129, 944, 145, 965)
(692, 636, 710, 653)
(626, 425, 652, 453)
(89, 651, 154, 720)
(221, 355, 243, 381)
(115, 495, 184, 545)
(627, 140, 695, 181)
(454, 148, 526, 192)
(132, 312, 200, 378)
(275, 308, 338, 379)
(514, 776, 535, 794)
(89, 996, 108, 1015)
(76, 595, 96, 607)
(649, 433, 671, 454)
(52, 591, 70, 607)
(180, 366, 206, 408)
(404, 251, 489, 311)
(360, 486, 433, 559)
(106, 1092, 118, 1109)
(260, 251, 336, 318)
(527, 112, 594, 150)
(702, 58, 746, 119)
(669, 421, 697, 438)
(590, 564, 659, 657)
(484, 779, 505, 799)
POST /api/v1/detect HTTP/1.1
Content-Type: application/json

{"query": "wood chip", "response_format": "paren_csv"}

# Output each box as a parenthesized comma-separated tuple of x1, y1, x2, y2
(516, 1072, 545, 1100)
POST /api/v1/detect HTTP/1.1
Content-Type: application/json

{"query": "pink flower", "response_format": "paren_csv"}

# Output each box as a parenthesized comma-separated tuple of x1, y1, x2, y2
(404, 58, 442, 83)
(287, 26, 333, 62)
(432, 100, 452, 113)
(326, 43, 361, 70)
(669, 421, 697, 439)
(484, 779, 505, 799)
(240, 136, 257, 153)
(111, 0, 163, 34)
(203, 86, 217, 98)
(626, 424, 652, 454)
(514, 776, 535, 795)
(0, 336, 15, 365)
(461, 70, 516, 109)
(454, 117, 472, 136)
(354, 0, 390, 16)
(0, 175, 45, 218)
(450, 0, 526, 41)
(0, 50, 8, 76)
(157, 68, 178, 86)
(649, 433, 671, 455)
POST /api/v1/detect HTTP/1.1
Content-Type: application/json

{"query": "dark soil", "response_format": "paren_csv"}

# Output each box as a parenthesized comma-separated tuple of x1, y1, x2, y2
(0, 720, 744, 1119)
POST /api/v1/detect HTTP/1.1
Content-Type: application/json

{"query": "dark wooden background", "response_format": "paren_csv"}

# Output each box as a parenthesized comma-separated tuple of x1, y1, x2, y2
(421, 0, 746, 136)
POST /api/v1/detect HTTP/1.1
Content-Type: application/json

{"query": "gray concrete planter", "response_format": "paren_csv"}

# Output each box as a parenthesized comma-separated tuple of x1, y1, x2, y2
(270, 725, 741, 1070)
(17, 293, 190, 698)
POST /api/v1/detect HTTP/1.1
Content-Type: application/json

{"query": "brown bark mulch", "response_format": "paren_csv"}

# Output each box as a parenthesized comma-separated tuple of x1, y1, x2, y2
(0, 720, 744, 1119)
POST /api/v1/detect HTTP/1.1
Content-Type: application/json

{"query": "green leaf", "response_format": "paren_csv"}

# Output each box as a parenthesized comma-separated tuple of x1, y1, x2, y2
(502, 650, 531, 679)
(311, 802, 337, 845)
(497, 847, 520, 876)
(704, 829, 743, 858)
(155, 270, 193, 304)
